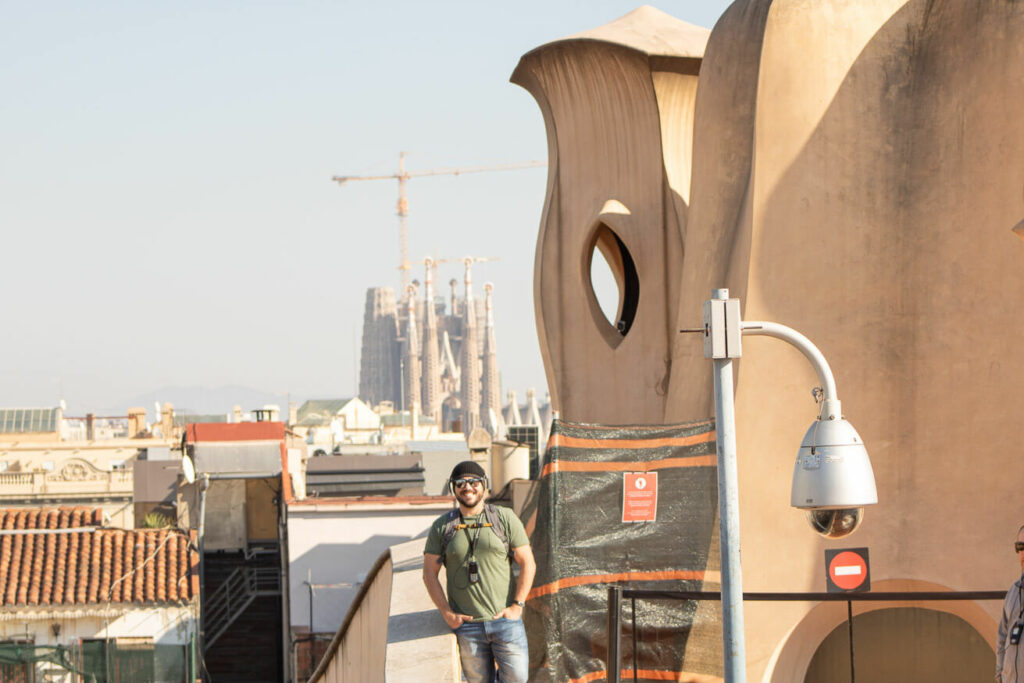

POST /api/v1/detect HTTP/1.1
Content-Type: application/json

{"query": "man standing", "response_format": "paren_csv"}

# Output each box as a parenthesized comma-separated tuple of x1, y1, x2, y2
(997, 524, 1024, 682)
(423, 461, 536, 682)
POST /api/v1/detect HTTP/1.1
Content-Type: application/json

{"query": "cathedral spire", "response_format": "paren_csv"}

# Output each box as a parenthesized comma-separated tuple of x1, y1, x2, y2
(481, 282, 502, 435)
(404, 284, 421, 413)
(504, 389, 522, 426)
(460, 258, 481, 434)
(421, 258, 442, 420)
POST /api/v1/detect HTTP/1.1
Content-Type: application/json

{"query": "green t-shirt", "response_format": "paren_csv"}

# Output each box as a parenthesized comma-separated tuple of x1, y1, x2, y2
(424, 505, 530, 621)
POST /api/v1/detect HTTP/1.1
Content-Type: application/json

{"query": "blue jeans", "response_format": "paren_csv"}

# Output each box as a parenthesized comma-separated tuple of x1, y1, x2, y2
(454, 617, 529, 683)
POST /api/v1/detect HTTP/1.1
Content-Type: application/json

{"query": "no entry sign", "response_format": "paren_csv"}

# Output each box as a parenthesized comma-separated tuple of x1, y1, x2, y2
(825, 547, 870, 593)
(622, 472, 658, 522)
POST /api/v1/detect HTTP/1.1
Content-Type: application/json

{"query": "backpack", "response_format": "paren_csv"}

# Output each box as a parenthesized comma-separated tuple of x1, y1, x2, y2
(438, 503, 516, 568)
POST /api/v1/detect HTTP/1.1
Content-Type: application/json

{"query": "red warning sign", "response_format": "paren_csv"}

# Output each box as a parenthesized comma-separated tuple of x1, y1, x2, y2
(622, 472, 658, 523)
(825, 548, 870, 593)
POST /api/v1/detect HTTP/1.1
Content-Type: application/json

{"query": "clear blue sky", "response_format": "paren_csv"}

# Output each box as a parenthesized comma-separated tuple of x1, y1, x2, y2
(0, 1, 732, 414)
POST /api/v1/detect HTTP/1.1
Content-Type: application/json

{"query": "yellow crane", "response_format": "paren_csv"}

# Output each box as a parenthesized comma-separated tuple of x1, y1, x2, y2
(332, 152, 545, 292)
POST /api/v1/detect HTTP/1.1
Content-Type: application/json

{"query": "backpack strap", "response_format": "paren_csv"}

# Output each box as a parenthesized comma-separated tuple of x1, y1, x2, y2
(439, 505, 515, 566)
(438, 508, 461, 566)
(483, 504, 514, 562)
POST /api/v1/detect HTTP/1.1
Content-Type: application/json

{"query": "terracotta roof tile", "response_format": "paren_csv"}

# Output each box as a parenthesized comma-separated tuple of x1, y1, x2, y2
(6, 535, 23, 604)
(0, 507, 104, 531)
(98, 532, 112, 602)
(133, 534, 145, 602)
(0, 509, 197, 608)
(39, 532, 56, 605)
(155, 531, 167, 603)
(65, 532, 78, 604)
(111, 532, 124, 603)
(167, 533, 179, 602)
(0, 537, 11, 599)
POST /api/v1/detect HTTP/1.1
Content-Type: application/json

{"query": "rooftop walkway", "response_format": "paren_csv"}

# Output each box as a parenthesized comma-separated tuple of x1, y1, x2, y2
(308, 537, 460, 682)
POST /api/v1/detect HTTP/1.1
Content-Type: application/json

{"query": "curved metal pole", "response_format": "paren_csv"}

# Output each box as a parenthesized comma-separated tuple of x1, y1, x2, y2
(704, 290, 848, 683)
(741, 321, 841, 420)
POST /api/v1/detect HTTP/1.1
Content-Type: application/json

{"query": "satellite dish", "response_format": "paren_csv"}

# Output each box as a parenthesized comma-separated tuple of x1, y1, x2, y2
(182, 455, 196, 484)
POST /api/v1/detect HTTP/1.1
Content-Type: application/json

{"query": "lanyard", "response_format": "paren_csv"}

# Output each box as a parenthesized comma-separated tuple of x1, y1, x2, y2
(461, 514, 484, 560)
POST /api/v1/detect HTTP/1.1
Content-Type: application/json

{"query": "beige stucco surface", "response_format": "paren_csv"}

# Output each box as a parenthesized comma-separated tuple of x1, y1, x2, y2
(682, 1, 1024, 679)
(517, 1, 1024, 680)
(511, 6, 708, 425)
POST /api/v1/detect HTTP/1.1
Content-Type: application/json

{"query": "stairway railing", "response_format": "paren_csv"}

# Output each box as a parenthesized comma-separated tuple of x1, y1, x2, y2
(203, 566, 281, 651)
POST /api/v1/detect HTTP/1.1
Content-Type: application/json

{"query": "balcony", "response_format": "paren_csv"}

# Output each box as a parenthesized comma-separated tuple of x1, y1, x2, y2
(0, 463, 134, 501)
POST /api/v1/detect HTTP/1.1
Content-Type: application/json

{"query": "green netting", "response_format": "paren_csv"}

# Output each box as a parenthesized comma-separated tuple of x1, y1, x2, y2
(0, 644, 83, 674)
(525, 418, 724, 683)
(0, 642, 189, 683)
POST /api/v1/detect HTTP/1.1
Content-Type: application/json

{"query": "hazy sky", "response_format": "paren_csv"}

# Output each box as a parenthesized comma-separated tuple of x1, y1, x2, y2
(0, 1, 731, 414)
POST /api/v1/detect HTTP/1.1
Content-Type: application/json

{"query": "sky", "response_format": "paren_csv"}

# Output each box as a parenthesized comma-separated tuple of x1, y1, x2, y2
(0, 1, 732, 415)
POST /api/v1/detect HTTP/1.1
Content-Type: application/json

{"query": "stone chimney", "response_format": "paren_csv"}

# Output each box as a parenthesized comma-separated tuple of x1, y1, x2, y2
(126, 407, 147, 437)
(161, 403, 174, 438)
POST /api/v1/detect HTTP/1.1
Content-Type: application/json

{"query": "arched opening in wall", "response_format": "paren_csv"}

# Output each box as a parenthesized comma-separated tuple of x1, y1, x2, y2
(804, 607, 993, 682)
(585, 222, 639, 348)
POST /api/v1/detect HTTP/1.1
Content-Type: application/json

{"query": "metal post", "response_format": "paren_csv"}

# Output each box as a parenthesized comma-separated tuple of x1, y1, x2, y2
(710, 288, 747, 683)
(198, 473, 210, 661)
(308, 569, 315, 677)
(630, 596, 638, 682)
(608, 585, 622, 683)
(847, 600, 855, 683)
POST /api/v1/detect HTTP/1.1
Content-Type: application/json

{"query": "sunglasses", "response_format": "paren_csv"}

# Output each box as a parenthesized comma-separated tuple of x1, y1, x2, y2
(1015, 542, 1024, 553)
(453, 477, 485, 489)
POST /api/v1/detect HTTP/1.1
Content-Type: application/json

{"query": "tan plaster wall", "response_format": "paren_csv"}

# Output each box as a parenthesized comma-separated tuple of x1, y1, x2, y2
(511, 10, 707, 425)
(672, 1, 1024, 679)
(519, 1, 1024, 680)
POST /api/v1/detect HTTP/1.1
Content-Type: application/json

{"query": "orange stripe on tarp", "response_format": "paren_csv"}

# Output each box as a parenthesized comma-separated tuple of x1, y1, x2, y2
(527, 569, 718, 600)
(555, 420, 714, 432)
(541, 455, 716, 478)
(568, 668, 713, 683)
(549, 432, 714, 451)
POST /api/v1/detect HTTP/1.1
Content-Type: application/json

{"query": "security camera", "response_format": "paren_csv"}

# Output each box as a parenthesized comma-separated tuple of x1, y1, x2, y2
(791, 417, 877, 539)
(804, 507, 864, 539)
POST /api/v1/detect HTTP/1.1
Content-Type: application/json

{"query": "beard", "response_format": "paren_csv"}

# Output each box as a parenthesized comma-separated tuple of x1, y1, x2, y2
(456, 488, 482, 508)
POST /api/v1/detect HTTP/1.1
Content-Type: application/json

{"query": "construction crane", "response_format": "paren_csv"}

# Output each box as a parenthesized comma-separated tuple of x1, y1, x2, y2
(331, 152, 545, 292)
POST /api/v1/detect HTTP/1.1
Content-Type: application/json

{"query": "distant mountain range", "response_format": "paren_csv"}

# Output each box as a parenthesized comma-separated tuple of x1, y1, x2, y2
(116, 385, 300, 418)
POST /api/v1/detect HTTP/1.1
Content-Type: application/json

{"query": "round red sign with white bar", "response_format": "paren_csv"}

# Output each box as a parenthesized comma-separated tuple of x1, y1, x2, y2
(828, 550, 868, 591)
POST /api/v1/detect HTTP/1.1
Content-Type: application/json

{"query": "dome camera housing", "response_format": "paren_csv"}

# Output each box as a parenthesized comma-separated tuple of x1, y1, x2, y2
(805, 507, 864, 539)
(791, 417, 877, 538)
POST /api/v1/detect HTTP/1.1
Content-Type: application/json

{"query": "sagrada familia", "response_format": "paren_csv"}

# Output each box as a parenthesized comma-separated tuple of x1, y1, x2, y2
(358, 258, 544, 437)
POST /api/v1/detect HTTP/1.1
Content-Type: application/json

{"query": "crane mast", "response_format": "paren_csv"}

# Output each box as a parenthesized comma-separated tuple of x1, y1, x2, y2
(332, 152, 544, 292)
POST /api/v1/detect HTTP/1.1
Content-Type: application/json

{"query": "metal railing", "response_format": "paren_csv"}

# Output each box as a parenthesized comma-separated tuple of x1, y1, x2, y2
(204, 566, 281, 651)
(606, 585, 1006, 683)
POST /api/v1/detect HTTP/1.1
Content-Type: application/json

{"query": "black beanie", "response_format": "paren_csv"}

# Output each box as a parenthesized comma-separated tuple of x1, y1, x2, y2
(450, 460, 486, 481)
